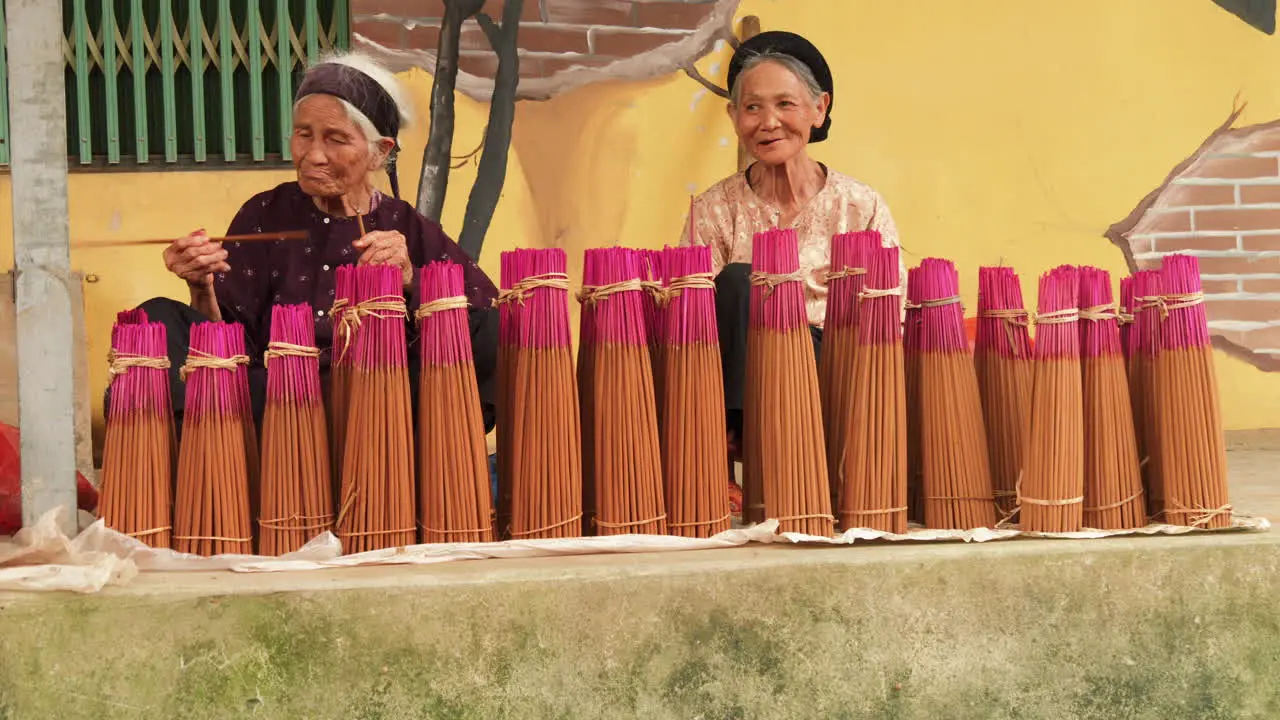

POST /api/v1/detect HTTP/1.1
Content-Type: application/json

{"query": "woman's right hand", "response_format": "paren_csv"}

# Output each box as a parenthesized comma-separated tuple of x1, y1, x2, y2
(163, 230, 230, 288)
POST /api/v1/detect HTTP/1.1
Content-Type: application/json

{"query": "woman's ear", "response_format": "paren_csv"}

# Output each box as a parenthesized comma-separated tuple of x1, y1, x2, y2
(370, 137, 395, 169)
(814, 92, 831, 128)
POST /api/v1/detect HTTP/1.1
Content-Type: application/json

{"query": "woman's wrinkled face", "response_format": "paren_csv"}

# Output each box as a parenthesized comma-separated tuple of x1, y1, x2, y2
(729, 61, 829, 166)
(291, 94, 377, 199)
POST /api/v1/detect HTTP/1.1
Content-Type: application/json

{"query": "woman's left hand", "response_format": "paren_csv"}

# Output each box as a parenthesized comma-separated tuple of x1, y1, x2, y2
(353, 230, 413, 287)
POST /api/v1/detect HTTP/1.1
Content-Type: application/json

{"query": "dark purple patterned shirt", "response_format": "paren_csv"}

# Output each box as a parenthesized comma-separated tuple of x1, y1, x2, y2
(214, 181, 497, 369)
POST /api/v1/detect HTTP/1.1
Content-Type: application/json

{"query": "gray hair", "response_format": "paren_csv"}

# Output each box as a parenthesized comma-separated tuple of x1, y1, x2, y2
(292, 51, 413, 168)
(728, 50, 825, 108)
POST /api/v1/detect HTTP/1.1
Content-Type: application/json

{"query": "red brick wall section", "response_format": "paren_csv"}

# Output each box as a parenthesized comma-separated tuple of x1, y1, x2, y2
(352, 0, 732, 94)
(1119, 121, 1280, 370)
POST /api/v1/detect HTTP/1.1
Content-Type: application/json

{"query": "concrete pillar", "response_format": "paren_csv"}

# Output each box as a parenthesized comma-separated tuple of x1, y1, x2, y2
(6, 0, 78, 535)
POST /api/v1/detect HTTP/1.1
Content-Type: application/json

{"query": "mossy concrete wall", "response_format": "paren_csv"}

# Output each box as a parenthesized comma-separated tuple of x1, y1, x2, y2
(0, 533, 1277, 719)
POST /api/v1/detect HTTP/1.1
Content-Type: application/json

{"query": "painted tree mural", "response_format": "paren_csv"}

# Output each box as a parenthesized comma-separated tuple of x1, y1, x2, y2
(352, 0, 741, 259)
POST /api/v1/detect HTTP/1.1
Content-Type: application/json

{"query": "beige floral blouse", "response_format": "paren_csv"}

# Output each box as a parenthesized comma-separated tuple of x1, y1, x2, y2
(678, 168, 905, 328)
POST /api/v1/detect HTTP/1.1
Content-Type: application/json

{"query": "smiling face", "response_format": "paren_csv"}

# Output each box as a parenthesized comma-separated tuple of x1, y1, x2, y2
(729, 60, 830, 167)
(290, 94, 386, 199)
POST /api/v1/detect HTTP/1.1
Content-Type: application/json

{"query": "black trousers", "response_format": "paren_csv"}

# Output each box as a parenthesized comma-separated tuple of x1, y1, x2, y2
(104, 297, 498, 438)
(714, 263, 823, 439)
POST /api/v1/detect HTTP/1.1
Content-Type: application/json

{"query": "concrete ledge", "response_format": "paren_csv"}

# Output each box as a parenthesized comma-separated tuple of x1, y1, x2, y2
(1, 531, 1277, 719)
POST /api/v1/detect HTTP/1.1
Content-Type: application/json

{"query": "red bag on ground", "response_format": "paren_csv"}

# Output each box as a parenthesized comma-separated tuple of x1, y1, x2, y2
(0, 422, 98, 536)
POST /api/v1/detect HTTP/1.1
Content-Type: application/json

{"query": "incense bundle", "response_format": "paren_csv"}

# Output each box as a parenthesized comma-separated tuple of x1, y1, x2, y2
(1153, 254, 1231, 528)
(916, 259, 996, 530)
(1019, 266, 1084, 533)
(173, 322, 254, 555)
(975, 267, 1032, 520)
(328, 267, 356, 496)
(100, 311, 175, 548)
(1079, 268, 1146, 530)
(904, 267, 924, 524)
(744, 229, 833, 535)
(637, 248, 666, 417)
(416, 261, 495, 543)
(499, 248, 583, 539)
(1129, 270, 1163, 517)
(1119, 276, 1135, 364)
(579, 248, 666, 536)
(258, 303, 333, 555)
(659, 245, 731, 538)
(335, 265, 416, 552)
(836, 243, 907, 533)
(820, 231, 874, 513)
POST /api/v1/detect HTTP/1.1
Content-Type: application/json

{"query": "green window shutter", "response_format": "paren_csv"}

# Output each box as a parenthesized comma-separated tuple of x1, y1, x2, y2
(33, 0, 349, 170)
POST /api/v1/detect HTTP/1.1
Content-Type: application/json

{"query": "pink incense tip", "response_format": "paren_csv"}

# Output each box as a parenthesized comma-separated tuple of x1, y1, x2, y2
(916, 258, 968, 353)
(751, 228, 800, 273)
(906, 265, 922, 306)
(334, 264, 355, 304)
(749, 228, 807, 332)
(115, 308, 149, 325)
(1078, 266, 1121, 359)
(1131, 270, 1163, 358)
(1078, 266, 1113, 309)
(857, 245, 902, 345)
(347, 264, 409, 370)
(266, 304, 322, 403)
(1033, 265, 1081, 360)
(827, 231, 879, 331)
(661, 244, 718, 345)
(976, 266, 1031, 359)
(507, 247, 571, 350)
(419, 261, 472, 367)
(1158, 253, 1211, 350)
(1119, 276, 1134, 313)
(584, 246, 646, 346)
(107, 318, 170, 417)
(186, 321, 248, 420)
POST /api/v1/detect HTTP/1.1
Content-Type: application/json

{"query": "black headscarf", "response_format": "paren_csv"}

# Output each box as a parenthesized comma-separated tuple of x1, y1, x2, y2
(726, 31, 834, 143)
(295, 62, 404, 199)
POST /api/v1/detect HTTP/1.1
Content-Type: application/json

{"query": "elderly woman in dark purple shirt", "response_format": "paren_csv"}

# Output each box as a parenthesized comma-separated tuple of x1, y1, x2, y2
(131, 53, 498, 432)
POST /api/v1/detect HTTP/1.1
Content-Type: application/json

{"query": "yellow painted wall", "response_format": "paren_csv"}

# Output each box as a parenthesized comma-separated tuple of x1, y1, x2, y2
(4, 0, 1279, 435)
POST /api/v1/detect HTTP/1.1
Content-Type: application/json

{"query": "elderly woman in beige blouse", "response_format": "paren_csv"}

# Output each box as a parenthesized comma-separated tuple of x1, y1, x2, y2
(679, 31, 903, 512)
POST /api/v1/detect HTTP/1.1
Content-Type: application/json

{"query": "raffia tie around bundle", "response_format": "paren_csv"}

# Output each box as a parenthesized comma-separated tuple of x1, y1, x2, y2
(335, 294, 409, 359)
(509, 513, 583, 538)
(917, 295, 963, 310)
(1079, 304, 1118, 322)
(594, 513, 668, 530)
(1117, 308, 1134, 326)
(179, 349, 250, 381)
(749, 269, 806, 298)
(858, 285, 904, 302)
(107, 350, 171, 377)
(1014, 475, 1083, 510)
(639, 280, 667, 305)
(414, 295, 470, 320)
(492, 272, 570, 307)
(661, 272, 716, 305)
(263, 342, 321, 367)
(980, 308, 1031, 357)
(1134, 291, 1205, 320)
(576, 278, 643, 306)
(258, 512, 334, 532)
(1031, 308, 1080, 326)
(824, 266, 866, 283)
(1162, 501, 1233, 528)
